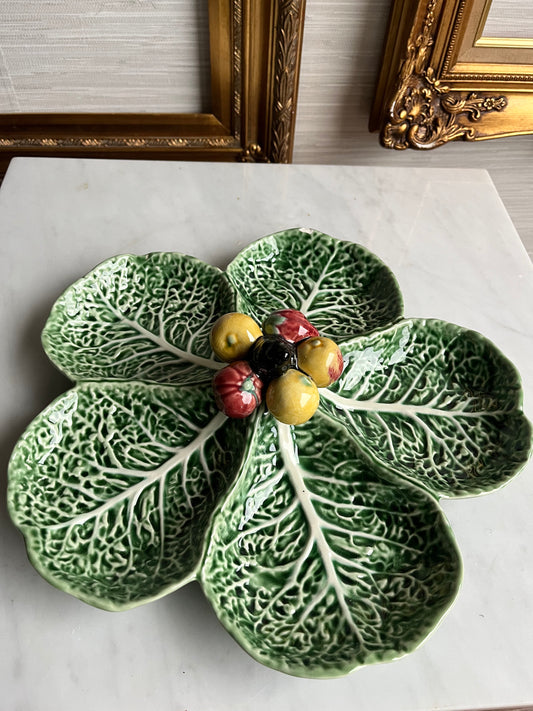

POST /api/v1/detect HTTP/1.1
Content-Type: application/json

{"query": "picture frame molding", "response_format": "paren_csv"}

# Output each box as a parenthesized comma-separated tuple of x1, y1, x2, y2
(0, 0, 306, 172)
(370, 0, 533, 150)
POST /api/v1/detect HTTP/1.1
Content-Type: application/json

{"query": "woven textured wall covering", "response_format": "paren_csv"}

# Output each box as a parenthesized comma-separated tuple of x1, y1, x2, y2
(483, 0, 533, 38)
(0, 0, 210, 113)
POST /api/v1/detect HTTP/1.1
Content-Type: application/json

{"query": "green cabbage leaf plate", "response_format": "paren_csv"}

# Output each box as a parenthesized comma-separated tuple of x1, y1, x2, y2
(8, 229, 531, 678)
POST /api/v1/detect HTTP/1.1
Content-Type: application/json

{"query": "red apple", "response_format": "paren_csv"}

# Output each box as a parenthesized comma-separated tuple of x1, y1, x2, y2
(262, 309, 319, 343)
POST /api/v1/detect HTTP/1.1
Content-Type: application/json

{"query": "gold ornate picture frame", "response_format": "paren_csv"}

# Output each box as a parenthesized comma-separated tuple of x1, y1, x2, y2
(370, 0, 533, 149)
(0, 0, 306, 174)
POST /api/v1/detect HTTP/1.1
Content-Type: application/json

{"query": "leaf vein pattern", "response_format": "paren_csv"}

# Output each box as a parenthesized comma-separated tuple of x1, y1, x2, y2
(226, 230, 402, 341)
(299, 245, 338, 314)
(45, 412, 227, 533)
(278, 423, 367, 647)
(94, 282, 222, 372)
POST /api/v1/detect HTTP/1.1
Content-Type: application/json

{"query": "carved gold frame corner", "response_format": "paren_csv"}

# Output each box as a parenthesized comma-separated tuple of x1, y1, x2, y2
(0, 0, 306, 174)
(370, 0, 533, 150)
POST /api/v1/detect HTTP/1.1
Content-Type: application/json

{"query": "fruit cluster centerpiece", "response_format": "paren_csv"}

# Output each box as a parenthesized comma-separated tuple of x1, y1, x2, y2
(7, 228, 531, 679)
(210, 309, 343, 424)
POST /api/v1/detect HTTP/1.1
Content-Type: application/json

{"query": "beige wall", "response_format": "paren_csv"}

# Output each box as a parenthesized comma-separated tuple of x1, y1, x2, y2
(293, 0, 533, 258)
(484, 0, 533, 38)
(0, 0, 210, 113)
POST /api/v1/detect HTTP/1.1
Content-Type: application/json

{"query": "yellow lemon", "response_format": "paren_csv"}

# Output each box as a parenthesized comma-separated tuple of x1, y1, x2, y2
(266, 369, 319, 425)
(210, 312, 262, 362)
(297, 337, 344, 388)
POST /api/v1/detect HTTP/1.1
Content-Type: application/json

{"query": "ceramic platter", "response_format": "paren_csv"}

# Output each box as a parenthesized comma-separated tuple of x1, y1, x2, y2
(7, 229, 531, 678)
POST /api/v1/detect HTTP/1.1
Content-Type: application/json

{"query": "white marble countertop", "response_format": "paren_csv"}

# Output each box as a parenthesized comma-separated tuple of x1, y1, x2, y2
(0, 158, 532, 711)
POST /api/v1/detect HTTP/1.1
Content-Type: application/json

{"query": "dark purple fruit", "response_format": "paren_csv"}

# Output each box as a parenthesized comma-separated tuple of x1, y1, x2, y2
(248, 335, 297, 383)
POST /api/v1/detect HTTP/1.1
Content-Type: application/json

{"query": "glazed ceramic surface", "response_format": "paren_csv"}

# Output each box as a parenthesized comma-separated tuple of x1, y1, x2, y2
(7, 229, 531, 678)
